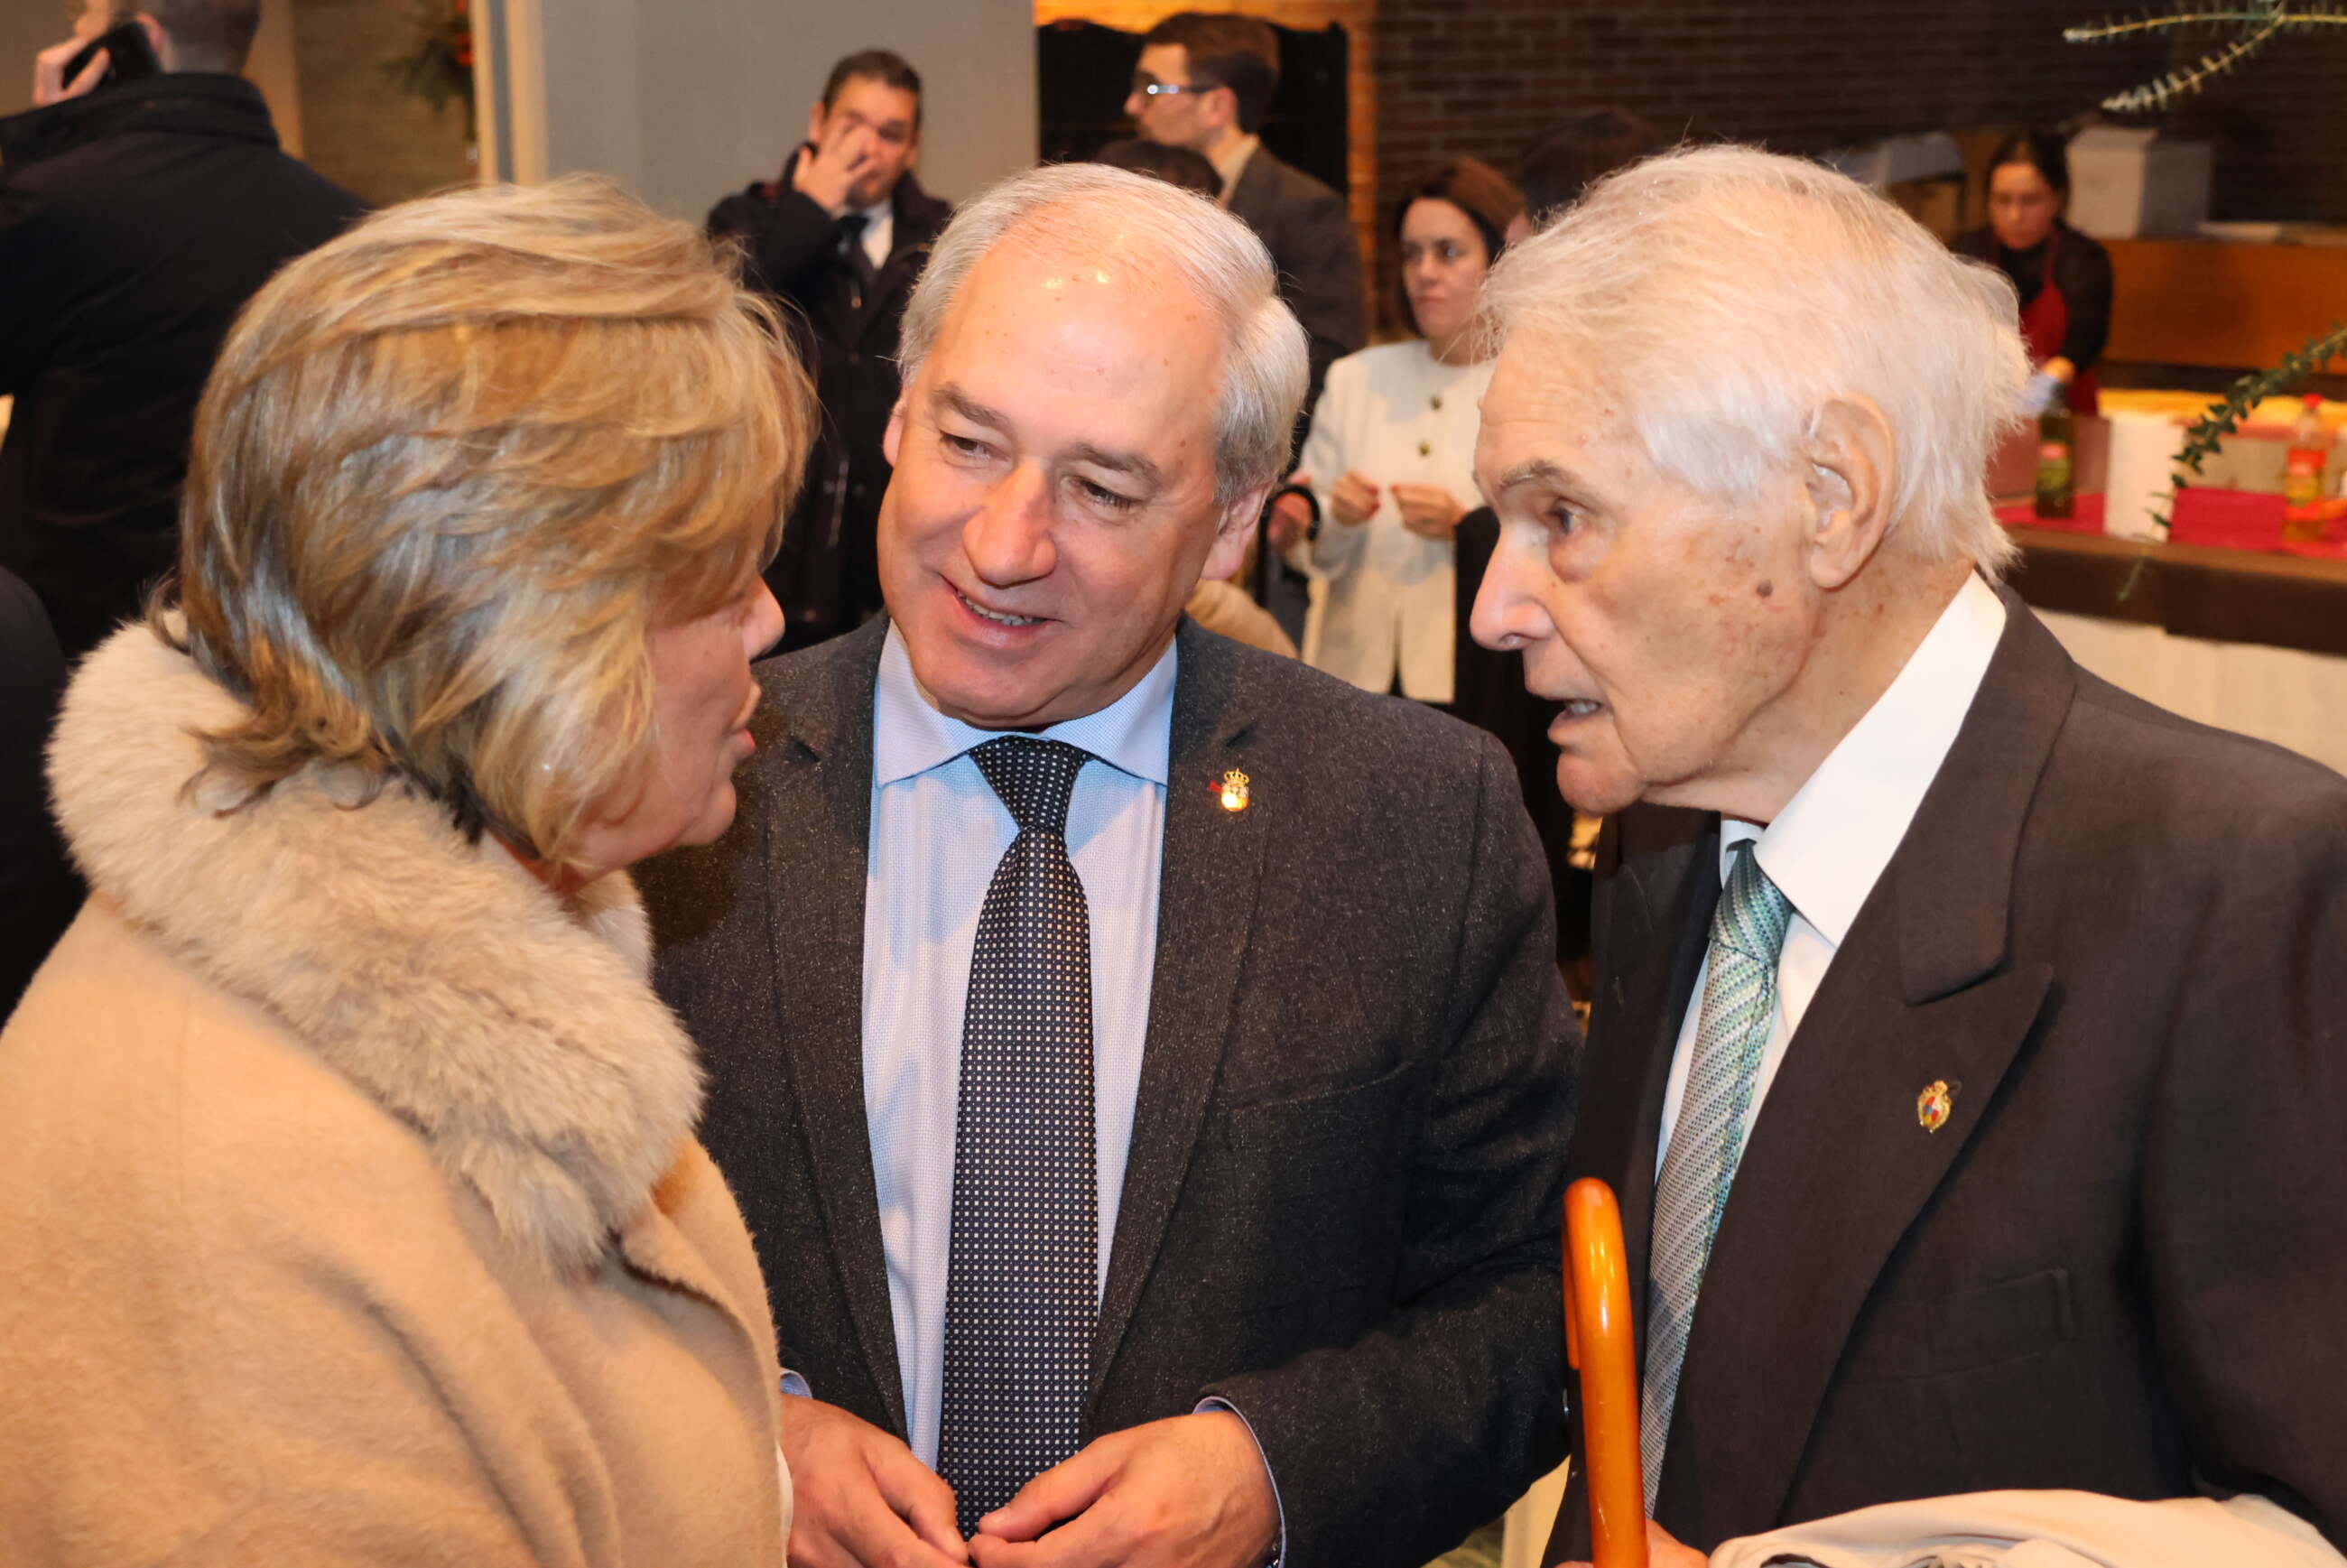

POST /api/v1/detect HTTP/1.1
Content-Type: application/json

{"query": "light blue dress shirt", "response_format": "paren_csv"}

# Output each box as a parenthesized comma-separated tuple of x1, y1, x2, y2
(861, 624, 1172, 1468)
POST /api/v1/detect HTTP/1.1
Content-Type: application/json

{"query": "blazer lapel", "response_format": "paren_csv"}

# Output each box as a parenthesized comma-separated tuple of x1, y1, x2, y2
(759, 619, 907, 1433)
(1089, 624, 1272, 1409)
(1658, 597, 2074, 1540)
(1583, 808, 1720, 1304)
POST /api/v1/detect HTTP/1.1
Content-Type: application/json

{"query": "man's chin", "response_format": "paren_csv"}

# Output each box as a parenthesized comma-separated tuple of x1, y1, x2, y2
(1554, 756, 1641, 818)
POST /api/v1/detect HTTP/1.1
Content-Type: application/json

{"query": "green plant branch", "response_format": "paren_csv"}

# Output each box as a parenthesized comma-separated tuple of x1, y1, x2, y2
(2064, 1, 2347, 110)
(2134, 320, 2347, 547)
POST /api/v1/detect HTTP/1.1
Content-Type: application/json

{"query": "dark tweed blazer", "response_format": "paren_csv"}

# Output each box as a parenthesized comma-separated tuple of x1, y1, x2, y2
(1224, 144, 1366, 412)
(639, 617, 1578, 1568)
(1545, 593, 2347, 1559)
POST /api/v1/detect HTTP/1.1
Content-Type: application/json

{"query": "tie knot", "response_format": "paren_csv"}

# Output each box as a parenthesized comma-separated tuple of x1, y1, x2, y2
(1715, 840, 1793, 965)
(837, 211, 867, 243)
(971, 737, 1090, 836)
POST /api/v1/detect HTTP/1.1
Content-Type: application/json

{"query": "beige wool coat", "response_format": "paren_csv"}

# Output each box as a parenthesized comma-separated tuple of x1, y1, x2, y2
(0, 627, 789, 1567)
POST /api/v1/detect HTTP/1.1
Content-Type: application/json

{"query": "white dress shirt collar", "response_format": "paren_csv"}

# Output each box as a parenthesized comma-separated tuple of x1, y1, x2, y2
(1729, 573, 2008, 942)
(872, 621, 1177, 789)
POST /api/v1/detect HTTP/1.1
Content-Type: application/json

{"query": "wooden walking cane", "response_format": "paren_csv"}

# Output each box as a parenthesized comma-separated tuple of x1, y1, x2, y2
(1563, 1177, 1647, 1568)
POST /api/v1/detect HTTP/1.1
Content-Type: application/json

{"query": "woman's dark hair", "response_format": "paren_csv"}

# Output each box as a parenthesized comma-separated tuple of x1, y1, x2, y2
(1390, 159, 1521, 336)
(1986, 129, 2070, 197)
(1517, 108, 1661, 225)
(1091, 137, 1222, 200)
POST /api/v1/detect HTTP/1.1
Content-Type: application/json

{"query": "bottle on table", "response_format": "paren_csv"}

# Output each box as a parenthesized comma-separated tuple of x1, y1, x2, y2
(2035, 379, 2074, 521)
(2283, 394, 2333, 543)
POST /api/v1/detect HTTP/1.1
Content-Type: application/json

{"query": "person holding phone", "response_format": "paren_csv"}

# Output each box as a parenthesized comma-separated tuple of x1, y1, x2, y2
(0, 1, 364, 663)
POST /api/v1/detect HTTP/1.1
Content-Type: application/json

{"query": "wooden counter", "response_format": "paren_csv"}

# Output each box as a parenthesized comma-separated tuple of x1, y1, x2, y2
(2007, 524, 2347, 658)
(2106, 237, 2347, 371)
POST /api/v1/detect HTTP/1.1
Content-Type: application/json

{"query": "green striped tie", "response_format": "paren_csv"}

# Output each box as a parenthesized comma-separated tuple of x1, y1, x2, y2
(1640, 839, 1791, 1508)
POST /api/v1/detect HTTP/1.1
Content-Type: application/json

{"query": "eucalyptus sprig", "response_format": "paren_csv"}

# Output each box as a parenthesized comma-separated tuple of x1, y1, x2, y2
(2064, 0, 2347, 111)
(2142, 320, 2347, 536)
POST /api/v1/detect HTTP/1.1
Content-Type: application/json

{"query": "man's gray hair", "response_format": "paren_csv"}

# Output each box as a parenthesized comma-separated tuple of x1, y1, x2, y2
(897, 162, 1309, 506)
(1480, 144, 2031, 577)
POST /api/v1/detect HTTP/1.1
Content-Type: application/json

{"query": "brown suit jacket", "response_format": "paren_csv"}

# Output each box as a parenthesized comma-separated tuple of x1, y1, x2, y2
(642, 617, 1578, 1568)
(1547, 593, 2347, 1558)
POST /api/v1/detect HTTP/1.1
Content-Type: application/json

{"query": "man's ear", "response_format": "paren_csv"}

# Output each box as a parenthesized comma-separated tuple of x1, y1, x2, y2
(1201, 481, 1273, 584)
(806, 101, 828, 146)
(1801, 397, 1897, 593)
(1210, 86, 1242, 138)
(882, 396, 907, 467)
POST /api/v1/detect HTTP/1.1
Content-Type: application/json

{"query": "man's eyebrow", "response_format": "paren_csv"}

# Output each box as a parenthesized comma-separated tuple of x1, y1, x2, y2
(1064, 442, 1164, 490)
(928, 385, 1164, 489)
(932, 384, 1008, 430)
(1492, 458, 1582, 496)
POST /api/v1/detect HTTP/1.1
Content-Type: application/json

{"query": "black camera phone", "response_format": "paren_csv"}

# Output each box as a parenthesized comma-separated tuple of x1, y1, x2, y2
(60, 21, 162, 91)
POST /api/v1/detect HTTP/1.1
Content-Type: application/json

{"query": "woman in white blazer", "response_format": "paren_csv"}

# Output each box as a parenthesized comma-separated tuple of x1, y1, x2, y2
(1277, 160, 1521, 704)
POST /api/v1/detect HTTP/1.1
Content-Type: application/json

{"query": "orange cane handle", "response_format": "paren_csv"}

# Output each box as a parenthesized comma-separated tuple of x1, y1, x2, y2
(1565, 1177, 1647, 1568)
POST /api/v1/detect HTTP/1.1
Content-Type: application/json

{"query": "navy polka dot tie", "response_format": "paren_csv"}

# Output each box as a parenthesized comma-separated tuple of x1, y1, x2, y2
(938, 737, 1097, 1535)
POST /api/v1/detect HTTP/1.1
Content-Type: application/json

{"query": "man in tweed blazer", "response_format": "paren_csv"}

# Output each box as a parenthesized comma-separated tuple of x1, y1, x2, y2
(640, 165, 1574, 1568)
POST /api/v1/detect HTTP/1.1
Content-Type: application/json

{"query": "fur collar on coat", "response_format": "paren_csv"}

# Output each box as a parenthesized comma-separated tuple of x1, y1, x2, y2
(47, 625, 704, 1275)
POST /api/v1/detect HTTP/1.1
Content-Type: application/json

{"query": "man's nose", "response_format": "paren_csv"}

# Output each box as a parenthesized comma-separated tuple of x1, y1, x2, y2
(1469, 517, 1554, 653)
(1123, 86, 1146, 120)
(963, 465, 1057, 586)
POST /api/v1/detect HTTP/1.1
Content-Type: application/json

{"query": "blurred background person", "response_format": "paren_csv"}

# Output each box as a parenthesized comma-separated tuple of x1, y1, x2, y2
(1277, 158, 1519, 708)
(0, 179, 813, 1564)
(1125, 12, 1363, 416)
(1091, 135, 1298, 659)
(710, 48, 949, 652)
(0, 564, 79, 1019)
(1955, 128, 2112, 415)
(1092, 133, 1221, 199)
(0, 0, 364, 662)
(1126, 12, 1364, 648)
(1510, 107, 1662, 239)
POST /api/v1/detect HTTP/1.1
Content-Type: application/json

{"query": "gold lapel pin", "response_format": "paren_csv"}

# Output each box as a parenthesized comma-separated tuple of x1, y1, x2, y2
(1214, 768, 1251, 812)
(1916, 1079, 1958, 1133)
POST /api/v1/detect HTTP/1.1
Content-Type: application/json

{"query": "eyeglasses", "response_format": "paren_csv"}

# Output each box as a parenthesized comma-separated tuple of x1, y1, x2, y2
(1130, 73, 1217, 99)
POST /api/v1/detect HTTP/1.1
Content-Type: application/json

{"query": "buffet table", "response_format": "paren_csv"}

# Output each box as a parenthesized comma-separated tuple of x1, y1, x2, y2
(2003, 518, 2347, 776)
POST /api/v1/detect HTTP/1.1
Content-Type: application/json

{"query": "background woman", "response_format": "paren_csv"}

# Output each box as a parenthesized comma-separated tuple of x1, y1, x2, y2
(0, 179, 813, 1563)
(1955, 128, 2113, 415)
(1277, 158, 1521, 705)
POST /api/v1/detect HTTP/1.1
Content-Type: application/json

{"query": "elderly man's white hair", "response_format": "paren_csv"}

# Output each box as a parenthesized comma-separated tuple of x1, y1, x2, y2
(896, 162, 1310, 506)
(1480, 144, 2031, 576)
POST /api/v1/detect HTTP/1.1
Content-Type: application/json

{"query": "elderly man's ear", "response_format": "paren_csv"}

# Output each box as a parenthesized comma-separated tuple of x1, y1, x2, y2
(1801, 396, 1897, 593)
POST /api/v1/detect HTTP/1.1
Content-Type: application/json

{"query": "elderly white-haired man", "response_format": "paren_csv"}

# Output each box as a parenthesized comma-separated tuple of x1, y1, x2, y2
(642, 162, 1578, 1568)
(1473, 145, 2347, 1566)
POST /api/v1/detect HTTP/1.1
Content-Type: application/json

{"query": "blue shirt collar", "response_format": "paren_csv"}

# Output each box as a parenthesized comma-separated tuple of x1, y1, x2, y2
(871, 621, 1177, 788)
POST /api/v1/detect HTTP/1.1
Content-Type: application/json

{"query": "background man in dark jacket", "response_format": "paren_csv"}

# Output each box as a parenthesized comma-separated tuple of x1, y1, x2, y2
(710, 49, 951, 653)
(1124, 12, 1363, 416)
(0, 0, 364, 662)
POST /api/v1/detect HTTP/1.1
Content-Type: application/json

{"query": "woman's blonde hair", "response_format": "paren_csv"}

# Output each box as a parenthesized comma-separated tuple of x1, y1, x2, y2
(168, 175, 813, 870)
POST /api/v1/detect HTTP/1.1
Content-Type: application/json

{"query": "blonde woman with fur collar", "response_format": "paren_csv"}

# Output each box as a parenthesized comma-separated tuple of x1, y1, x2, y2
(0, 179, 813, 1565)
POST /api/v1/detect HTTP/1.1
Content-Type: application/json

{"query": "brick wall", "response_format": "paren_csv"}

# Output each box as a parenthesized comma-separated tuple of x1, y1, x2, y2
(1031, 4, 2347, 344)
(2165, 32, 2347, 227)
(1371, 2, 2347, 331)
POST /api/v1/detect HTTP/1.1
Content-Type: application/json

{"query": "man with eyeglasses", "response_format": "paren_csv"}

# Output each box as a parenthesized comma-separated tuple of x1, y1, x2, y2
(1124, 13, 1364, 423)
(710, 49, 951, 653)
